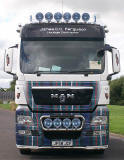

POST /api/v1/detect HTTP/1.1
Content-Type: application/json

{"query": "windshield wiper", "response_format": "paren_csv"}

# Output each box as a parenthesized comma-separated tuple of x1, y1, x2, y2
(34, 71, 50, 76)
(34, 70, 92, 76)
(66, 70, 91, 75)
(34, 71, 66, 76)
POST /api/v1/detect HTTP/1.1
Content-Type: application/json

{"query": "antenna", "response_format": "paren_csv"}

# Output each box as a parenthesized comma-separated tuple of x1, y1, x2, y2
(62, 0, 63, 14)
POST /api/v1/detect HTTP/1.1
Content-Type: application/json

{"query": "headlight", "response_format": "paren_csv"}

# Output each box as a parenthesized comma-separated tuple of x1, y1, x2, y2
(53, 118, 62, 128)
(63, 118, 71, 129)
(17, 115, 34, 126)
(91, 116, 108, 125)
(43, 118, 52, 129)
(72, 118, 81, 128)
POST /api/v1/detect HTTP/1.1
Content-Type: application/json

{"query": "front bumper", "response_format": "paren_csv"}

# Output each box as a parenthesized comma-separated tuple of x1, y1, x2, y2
(16, 105, 109, 149)
(17, 145, 108, 150)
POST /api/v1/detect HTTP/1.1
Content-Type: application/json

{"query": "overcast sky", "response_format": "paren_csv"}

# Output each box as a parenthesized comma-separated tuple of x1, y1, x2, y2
(0, 0, 124, 88)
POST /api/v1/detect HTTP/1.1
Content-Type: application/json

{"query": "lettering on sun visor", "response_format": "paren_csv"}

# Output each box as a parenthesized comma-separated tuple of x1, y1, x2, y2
(40, 27, 87, 35)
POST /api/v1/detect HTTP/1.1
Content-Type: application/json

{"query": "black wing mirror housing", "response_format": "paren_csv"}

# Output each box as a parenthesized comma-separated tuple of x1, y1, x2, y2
(97, 44, 112, 57)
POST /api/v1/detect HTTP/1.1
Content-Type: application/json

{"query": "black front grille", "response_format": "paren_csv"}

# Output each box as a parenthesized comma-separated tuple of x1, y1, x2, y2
(32, 88, 93, 105)
(44, 131, 81, 139)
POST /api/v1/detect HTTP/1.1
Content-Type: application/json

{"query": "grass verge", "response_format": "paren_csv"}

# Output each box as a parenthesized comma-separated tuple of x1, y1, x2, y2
(0, 104, 11, 110)
(0, 103, 17, 111)
(108, 105, 124, 136)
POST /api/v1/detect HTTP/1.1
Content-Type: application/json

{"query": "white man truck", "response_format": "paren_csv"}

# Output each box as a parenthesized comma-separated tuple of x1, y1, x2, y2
(4, 12, 120, 154)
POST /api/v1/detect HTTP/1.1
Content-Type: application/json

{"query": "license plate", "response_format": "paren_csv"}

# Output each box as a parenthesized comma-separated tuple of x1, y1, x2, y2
(52, 140, 73, 147)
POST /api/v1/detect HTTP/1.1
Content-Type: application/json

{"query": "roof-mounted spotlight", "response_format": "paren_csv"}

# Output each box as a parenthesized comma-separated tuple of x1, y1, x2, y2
(82, 13, 90, 22)
(72, 12, 80, 22)
(36, 12, 44, 22)
(45, 12, 53, 22)
(63, 12, 71, 22)
(54, 12, 62, 22)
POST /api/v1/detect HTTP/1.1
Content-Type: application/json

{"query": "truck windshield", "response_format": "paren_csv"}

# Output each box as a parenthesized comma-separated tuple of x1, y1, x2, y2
(20, 40, 104, 74)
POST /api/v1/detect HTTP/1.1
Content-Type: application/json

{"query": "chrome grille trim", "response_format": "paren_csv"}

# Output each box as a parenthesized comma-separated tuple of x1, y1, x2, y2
(32, 86, 93, 90)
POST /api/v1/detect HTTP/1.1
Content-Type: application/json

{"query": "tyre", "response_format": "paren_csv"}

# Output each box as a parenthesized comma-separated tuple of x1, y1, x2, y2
(19, 149, 31, 155)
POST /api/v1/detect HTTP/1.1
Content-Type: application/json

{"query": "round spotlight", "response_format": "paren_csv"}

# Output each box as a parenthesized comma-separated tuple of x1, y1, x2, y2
(43, 118, 52, 129)
(45, 12, 53, 22)
(63, 12, 71, 22)
(54, 12, 62, 22)
(82, 13, 90, 22)
(53, 118, 62, 128)
(72, 12, 80, 22)
(72, 118, 81, 129)
(36, 12, 44, 21)
(63, 118, 71, 129)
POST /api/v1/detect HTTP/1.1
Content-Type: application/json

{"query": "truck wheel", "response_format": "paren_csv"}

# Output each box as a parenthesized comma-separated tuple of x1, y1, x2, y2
(19, 149, 31, 155)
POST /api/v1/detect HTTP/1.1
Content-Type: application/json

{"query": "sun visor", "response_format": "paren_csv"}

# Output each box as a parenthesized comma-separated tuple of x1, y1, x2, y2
(21, 23, 105, 40)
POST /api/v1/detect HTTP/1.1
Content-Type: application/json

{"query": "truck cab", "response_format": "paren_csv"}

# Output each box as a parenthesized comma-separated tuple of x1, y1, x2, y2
(4, 12, 120, 154)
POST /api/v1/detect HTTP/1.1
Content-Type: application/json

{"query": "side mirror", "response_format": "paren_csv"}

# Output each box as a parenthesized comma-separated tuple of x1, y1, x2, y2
(112, 48, 120, 73)
(97, 44, 112, 57)
(97, 44, 120, 80)
(4, 48, 13, 73)
(97, 50, 104, 57)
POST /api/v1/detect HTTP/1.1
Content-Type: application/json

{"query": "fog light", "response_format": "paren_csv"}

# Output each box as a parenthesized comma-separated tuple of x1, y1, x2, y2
(93, 130, 106, 136)
(72, 12, 80, 22)
(53, 118, 62, 128)
(54, 12, 62, 22)
(45, 12, 53, 22)
(63, 12, 71, 22)
(72, 118, 81, 129)
(43, 118, 52, 129)
(36, 12, 44, 21)
(63, 118, 71, 129)
(18, 130, 32, 136)
(82, 13, 90, 22)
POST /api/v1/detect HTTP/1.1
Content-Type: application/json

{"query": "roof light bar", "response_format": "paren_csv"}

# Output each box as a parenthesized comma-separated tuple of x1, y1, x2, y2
(34, 12, 92, 23)
(72, 12, 81, 22)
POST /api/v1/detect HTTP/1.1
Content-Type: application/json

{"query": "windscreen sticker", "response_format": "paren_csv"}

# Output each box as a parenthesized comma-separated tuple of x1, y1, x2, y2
(89, 61, 101, 69)
(51, 65, 61, 71)
(39, 67, 50, 71)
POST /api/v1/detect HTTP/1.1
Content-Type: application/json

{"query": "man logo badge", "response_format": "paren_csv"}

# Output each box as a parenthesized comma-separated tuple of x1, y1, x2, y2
(51, 93, 75, 103)
(59, 94, 66, 103)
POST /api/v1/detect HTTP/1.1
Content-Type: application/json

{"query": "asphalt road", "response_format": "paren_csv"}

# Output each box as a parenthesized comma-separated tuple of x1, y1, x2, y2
(0, 108, 124, 160)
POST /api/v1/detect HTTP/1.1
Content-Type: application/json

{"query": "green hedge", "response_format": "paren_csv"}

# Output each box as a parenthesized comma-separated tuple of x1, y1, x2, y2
(110, 77, 124, 105)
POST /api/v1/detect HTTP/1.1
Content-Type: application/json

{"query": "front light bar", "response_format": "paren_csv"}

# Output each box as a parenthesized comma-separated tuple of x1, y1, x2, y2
(40, 115, 85, 131)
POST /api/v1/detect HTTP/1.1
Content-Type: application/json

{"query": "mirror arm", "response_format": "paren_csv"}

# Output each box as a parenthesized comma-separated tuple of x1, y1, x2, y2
(6, 72, 18, 80)
(97, 44, 113, 57)
(107, 72, 118, 81)
(105, 44, 117, 52)
(9, 44, 18, 49)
